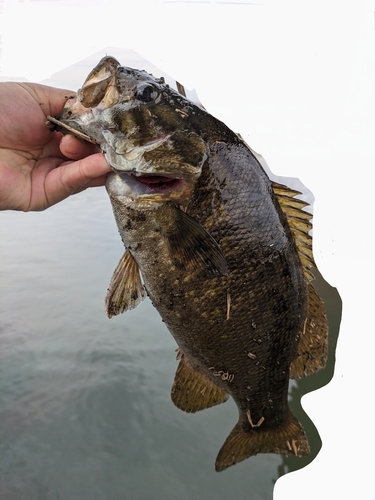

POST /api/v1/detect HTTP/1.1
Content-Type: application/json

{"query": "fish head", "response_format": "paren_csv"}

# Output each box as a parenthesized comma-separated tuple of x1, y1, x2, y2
(56, 56, 209, 207)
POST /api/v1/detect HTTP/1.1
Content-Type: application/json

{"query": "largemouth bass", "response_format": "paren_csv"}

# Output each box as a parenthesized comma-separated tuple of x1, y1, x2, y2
(48, 56, 328, 472)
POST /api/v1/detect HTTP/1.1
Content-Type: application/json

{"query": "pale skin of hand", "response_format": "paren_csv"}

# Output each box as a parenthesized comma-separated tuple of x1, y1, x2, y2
(0, 82, 112, 211)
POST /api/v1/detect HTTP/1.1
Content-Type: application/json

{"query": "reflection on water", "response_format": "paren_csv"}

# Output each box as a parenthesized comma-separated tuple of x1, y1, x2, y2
(0, 49, 341, 500)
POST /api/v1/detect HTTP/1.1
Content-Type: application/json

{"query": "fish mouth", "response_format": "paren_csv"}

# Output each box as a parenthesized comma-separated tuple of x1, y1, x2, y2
(134, 175, 184, 191)
(106, 171, 194, 206)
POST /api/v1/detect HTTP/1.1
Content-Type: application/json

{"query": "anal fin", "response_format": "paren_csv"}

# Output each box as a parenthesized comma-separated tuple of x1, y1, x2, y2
(105, 250, 146, 318)
(215, 409, 310, 472)
(290, 282, 329, 379)
(171, 349, 229, 413)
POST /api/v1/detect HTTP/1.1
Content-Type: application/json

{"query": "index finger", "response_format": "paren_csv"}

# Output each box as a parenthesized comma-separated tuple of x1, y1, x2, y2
(60, 134, 101, 160)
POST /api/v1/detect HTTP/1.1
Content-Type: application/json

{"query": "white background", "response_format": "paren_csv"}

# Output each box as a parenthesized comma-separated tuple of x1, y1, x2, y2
(1, 0, 374, 498)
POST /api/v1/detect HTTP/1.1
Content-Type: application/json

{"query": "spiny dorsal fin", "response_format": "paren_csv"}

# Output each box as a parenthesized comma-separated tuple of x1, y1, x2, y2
(105, 249, 146, 318)
(290, 283, 329, 379)
(171, 349, 229, 413)
(272, 182, 315, 282)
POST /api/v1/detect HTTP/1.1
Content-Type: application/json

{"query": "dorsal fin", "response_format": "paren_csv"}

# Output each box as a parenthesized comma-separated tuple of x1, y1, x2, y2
(272, 182, 315, 282)
(272, 182, 329, 378)
(290, 283, 329, 379)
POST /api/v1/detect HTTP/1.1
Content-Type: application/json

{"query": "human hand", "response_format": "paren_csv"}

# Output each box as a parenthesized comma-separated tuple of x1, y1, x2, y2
(0, 82, 112, 211)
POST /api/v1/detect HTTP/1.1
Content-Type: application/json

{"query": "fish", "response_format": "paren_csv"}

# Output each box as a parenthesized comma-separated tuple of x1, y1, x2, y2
(47, 56, 328, 472)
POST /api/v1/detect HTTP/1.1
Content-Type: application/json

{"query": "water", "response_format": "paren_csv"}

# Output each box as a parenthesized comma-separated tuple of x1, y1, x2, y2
(0, 50, 341, 500)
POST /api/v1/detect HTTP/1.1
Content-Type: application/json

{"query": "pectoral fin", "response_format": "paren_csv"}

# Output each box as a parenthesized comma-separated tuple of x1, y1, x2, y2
(105, 250, 146, 318)
(171, 349, 229, 412)
(290, 282, 329, 379)
(162, 205, 228, 276)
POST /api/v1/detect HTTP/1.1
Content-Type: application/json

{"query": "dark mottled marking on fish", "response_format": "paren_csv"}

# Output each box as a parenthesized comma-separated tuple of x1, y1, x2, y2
(48, 56, 328, 472)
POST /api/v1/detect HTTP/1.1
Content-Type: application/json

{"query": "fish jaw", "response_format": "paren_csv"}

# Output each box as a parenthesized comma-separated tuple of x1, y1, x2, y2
(54, 55, 209, 179)
(54, 56, 123, 145)
(56, 100, 208, 179)
(105, 171, 196, 209)
(100, 127, 207, 178)
(77, 56, 121, 108)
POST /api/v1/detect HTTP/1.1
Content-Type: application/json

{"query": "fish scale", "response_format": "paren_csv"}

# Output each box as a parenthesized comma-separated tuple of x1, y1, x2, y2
(48, 55, 328, 472)
(108, 146, 308, 463)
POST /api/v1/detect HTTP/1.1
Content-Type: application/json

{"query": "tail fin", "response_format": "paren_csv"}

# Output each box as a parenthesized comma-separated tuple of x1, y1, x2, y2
(215, 410, 310, 472)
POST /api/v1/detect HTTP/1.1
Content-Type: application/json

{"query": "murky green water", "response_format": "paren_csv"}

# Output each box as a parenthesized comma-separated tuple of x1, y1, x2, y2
(0, 51, 341, 500)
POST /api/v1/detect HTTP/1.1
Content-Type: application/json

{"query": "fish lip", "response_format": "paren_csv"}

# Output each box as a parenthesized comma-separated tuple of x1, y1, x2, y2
(112, 171, 184, 191)
(130, 174, 183, 191)
(106, 170, 193, 206)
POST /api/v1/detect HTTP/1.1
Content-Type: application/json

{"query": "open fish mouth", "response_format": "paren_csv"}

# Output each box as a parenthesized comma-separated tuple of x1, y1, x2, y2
(106, 171, 192, 206)
(134, 175, 184, 191)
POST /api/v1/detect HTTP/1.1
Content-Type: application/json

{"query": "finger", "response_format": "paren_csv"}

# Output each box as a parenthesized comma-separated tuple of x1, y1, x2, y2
(65, 174, 110, 196)
(45, 153, 112, 206)
(59, 134, 100, 160)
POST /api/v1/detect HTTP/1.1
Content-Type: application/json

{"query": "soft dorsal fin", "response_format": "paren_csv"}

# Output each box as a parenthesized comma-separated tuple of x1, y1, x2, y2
(290, 283, 329, 379)
(171, 349, 229, 413)
(272, 182, 315, 282)
(272, 183, 329, 378)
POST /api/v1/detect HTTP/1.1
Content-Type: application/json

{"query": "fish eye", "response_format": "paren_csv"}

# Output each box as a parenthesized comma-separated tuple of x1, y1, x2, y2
(136, 84, 158, 103)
